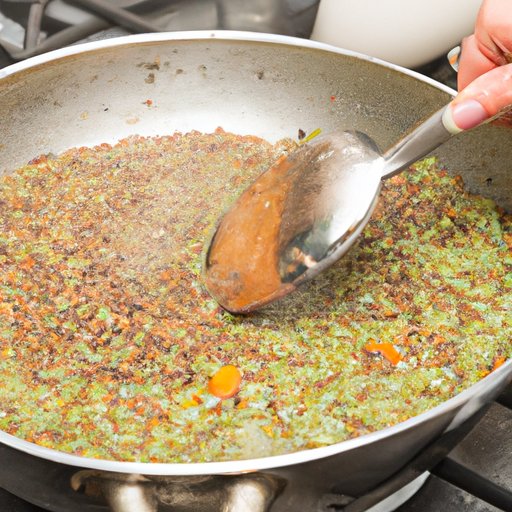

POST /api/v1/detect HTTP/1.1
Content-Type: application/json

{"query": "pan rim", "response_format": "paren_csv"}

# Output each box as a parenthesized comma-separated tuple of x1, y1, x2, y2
(0, 361, 509, 474)
(0, 29, 457, 98)
(1, 30, 508, 475)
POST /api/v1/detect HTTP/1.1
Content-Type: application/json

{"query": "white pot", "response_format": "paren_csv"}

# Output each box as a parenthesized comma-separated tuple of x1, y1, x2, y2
(310, 0, 482, 68)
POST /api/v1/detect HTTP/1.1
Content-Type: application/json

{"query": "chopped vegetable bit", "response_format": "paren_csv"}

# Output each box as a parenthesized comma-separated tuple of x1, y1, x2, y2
(300, 128, 322, 144)
(208, 365, 242, 399)
(364, 341, 402, 366)
(492, 356, 506, 372)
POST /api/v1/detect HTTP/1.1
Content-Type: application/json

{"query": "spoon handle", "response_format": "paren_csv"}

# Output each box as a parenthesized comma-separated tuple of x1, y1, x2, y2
(381, 106, 457, 179)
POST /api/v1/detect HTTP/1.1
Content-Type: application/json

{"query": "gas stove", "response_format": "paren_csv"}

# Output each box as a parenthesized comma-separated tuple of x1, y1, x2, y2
(0, 2, 511, 511)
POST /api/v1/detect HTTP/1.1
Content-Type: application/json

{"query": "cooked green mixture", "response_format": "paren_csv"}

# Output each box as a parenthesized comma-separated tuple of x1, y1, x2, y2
(0, 129, 510, 463)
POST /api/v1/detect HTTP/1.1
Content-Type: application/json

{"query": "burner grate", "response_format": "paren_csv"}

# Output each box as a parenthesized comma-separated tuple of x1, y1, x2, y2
(0, 0, 320, 61)
(432, 457, 512, 512)
(399, 396, 512, 512)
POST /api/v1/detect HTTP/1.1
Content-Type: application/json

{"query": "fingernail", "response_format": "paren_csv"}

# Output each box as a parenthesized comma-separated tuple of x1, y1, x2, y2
(447, 45, 460, 71)
(451, 99, 489, 130)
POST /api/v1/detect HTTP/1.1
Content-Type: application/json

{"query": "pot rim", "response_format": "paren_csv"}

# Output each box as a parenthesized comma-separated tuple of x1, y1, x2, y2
(1, 361, 509, 475)
(0, 30, 508, 475)
(0, 29, 457, 98)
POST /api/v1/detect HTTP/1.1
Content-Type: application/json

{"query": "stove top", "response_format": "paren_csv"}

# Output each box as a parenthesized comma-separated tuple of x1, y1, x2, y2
(0, 2, 511, 511)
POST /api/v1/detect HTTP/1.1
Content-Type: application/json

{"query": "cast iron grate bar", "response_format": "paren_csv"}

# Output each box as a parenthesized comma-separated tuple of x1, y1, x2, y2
(320, 407, 489, 511)
(321, 392, 512, 512)
(0, 0, 169, 61)
(431, 457, 512, 512)
(496, 385, 512, 409)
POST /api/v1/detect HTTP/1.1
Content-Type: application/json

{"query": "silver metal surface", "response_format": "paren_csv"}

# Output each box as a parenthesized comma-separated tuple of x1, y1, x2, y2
(1, 0, 320, 60)
(64, 0, 163, 33)
(204, 131, 384, 312)
(70, 469, 284, 511)
(0, 10, 26, 52)
(100, 475, 158, 512)
(381, 106, 454, 178)
(205, 105, 457, 313)
(0, 32, 511, 512)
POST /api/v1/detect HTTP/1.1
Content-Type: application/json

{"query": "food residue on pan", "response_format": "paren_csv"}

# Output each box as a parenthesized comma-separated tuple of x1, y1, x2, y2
(0, 128, 510, 463)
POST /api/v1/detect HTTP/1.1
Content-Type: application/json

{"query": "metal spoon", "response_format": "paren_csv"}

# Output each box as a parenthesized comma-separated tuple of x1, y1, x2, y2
(203, 104, 478, 313)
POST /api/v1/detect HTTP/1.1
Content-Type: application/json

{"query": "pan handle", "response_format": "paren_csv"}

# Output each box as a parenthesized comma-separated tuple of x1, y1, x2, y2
(72, 472, 157, 512)
(99, 474, 157, 512)
(224, 475, 284, 512)
(71, 470, 285, 512)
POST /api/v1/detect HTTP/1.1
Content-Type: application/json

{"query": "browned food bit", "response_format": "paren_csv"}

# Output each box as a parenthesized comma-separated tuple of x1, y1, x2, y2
(0, 129, 509, 464)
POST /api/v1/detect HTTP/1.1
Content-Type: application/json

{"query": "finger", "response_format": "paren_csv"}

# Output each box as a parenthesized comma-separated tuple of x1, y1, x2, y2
(455, 63, 512, 113)
(457, 35, 497, 90)
(446, 64, 512, 131)
(474, 0, 512, 63)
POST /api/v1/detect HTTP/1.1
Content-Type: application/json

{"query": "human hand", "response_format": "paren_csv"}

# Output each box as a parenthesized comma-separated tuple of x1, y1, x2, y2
(446, 0, 512, 130)
(457, 0, 512, 90)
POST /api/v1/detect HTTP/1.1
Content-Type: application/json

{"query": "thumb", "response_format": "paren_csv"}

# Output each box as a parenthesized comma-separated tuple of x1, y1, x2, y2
(445, 63, 512, 131)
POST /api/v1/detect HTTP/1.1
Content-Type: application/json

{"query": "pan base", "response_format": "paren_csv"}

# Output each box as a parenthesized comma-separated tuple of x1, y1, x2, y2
(367, 472, 430, 512)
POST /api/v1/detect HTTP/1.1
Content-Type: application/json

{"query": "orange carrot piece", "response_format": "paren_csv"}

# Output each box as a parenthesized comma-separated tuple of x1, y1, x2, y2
(364, 341, 402, 366)
(492, 356, 506, 372)
(208, 365, 242, 399)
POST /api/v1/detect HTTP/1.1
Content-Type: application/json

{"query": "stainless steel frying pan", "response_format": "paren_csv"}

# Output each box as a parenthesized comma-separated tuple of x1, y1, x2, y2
(0, 32, 511, 512)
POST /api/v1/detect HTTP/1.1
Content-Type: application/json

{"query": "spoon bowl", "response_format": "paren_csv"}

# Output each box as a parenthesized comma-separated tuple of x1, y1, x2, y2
(203, 105, 476, 313)
(204, 131, 383, 312)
